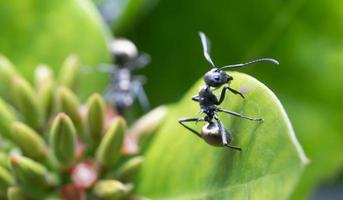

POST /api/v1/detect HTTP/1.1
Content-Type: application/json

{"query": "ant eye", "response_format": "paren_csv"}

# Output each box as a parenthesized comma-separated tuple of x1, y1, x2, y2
(214, 75, 220, 81)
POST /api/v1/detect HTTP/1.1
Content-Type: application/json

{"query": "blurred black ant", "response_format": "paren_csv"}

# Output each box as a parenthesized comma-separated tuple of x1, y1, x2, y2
(178, 32, 279, 151)
(98, 39, 151, 115)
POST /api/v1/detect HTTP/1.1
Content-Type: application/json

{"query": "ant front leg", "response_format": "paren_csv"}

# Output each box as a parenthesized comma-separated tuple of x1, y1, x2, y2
(217, 86, 244, 105)
(178, 117, 205, 138)
(192, 95, 200, 102)
(217, 107, 263, 122)
(214, 115, 241, 151)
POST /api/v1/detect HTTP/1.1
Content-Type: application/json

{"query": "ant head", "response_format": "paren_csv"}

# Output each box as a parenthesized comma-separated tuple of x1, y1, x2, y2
(198, 32, 279, 86)
(110, 39, 138, 67)
(204, 68, 233, 88)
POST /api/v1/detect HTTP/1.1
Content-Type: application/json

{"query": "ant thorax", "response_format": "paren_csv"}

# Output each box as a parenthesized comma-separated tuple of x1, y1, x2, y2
(117, 68, 131, 91)
(198, 86, 218, 114)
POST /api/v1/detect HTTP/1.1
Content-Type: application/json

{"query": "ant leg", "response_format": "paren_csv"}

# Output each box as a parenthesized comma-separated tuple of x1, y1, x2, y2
(128, 53, 151, 70)
(224, 128, 242, 151)
(192, 95, 200, 102)
(214, 115, 241, 151)
(217, 86, 244, 105)
(226, 87, 245, 99)
(178, 117, 205, 138)
(132, 79, 150, 112)
(103, 85, 116, 104)
(98, 63, 117, 73)
(81, 64, 117, 74)
(217, 107, 263, 122)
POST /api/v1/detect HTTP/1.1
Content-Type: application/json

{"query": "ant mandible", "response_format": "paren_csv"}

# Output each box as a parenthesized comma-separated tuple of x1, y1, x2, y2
(178, 32, 279, 151)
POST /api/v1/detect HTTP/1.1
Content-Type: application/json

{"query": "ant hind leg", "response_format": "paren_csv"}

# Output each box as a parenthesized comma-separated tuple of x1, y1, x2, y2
(215, 115, 242, 151)
(178, 117, 205, 138)
(224, 128, 242, 151)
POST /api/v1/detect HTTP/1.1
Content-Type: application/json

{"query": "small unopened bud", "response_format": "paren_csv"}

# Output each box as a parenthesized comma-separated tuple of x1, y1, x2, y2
(0, 152, 10, 170)
(58, 54, 80, 91)
(11, 75, 43, 130)
(7, 187, 27, 200)
(96, 117, 126, 168)
(93, 180, 132, 200)
(10, 155, 51, 189)
(34, 65, 54, 90)
(57, 87, 85, 140)
(128, 106, 167, 139)
(0, 98, 16, 139)
(12, 122, 48, 161)
(0, 55, 17, 94)
(34, 65, 55, 120)
(115, 156, 144, 182)
(86, 94, 105, 147)
(50, 113, 77, 169)
(0, 166, 15, 196)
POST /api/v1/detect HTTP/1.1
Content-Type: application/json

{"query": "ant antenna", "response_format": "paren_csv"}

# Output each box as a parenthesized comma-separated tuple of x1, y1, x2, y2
(220, 58, 279, 70)
(199, 32, 216, 68)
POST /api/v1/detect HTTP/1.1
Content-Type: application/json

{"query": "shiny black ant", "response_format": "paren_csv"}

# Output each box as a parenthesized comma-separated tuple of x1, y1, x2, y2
(98, 39, 151, 115)
(178, 32, 279, 151)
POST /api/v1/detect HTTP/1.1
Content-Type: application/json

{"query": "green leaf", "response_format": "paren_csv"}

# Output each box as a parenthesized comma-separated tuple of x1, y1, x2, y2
(0, 0, 111, 98)
(285, 100, 343, 200)
(131, 1, 343, 197)
(136, 72, 307, 200)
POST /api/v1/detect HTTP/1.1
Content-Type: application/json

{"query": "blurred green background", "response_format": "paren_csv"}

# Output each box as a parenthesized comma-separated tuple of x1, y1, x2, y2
(0, 0, 343, 199)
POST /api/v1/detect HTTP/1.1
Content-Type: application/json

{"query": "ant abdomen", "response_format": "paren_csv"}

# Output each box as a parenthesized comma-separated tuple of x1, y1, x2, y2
(201, 123, 231, 147)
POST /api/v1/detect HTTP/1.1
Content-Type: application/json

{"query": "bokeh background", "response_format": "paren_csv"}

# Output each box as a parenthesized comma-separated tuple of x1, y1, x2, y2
(1, 0, 343, 199)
